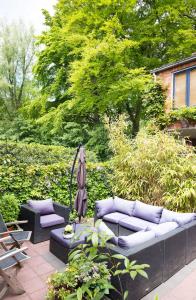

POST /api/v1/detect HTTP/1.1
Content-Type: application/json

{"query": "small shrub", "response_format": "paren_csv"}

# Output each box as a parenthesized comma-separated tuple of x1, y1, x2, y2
(0, 194, 20, 222)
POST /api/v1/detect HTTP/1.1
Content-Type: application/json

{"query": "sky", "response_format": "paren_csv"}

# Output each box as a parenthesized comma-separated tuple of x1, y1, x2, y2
(0, 0, 57, 33)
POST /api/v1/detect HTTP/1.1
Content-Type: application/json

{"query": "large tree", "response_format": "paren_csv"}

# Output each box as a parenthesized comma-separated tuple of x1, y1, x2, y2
(33, 0, 195, 135)
(0, 21, 35, 119)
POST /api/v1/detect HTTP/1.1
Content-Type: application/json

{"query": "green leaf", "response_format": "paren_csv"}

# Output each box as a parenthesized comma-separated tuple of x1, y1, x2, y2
(77, 287, 83, 300)
(130, 270, 137, 280)
(112, 254, 126, 260)
(137, 269, 148, 279)
(91, 232, 99, 247)
(68, 250, 81, 261)
(124, 290, 129, 300)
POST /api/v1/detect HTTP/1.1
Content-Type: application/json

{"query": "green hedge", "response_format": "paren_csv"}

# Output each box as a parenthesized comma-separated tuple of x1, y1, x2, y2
(0, 141, 110, 218)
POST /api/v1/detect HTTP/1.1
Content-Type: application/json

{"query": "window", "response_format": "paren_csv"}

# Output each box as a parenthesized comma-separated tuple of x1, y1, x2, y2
(173, 67, 196, 108)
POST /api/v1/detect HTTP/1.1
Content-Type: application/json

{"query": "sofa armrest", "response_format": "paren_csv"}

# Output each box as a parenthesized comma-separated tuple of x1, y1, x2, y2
(53, 202, 70, 222)
(19, 204, 40, 231)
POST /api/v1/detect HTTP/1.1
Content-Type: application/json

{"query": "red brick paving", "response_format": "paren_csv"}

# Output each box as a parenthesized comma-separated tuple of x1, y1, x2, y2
(2, 240, 196, 299)
(3, 240, 64, 300)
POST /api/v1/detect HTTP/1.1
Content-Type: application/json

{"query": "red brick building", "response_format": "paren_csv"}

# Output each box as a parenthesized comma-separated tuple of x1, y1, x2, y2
(152, 54, 196, 111)
(151, 54, 196, 145)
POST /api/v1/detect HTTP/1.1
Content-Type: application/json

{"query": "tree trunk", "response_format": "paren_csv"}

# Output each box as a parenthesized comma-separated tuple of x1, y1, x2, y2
(126, 100, 142, 137)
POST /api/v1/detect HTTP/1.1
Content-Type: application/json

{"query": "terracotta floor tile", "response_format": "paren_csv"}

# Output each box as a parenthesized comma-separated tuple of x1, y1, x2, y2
(34, 262, 55, 276)
(40, 270, 55, 282)
(26, 247, 39, 257)
(34, 245, 49, 255)
(4, 293, 30, 300)
(29, 288, 47, 300)
(18, 266, 38, 282)
(27, 255, 46, 267)
(21, 277, 45, 294)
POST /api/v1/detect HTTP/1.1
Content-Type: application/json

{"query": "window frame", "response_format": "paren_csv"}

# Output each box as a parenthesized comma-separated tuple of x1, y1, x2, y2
(172, 65, 196, 109)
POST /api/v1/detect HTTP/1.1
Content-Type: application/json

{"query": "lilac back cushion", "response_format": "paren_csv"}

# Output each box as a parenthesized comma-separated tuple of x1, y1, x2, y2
(118, 231, 155, 249)
(97, 221, 118, 245)
(114, 197, 135, 216)
(28, 198, 54, 215)
(133, 200, 163, 224)
(146, 222, 178, 237)
(96, 198, 115, 218)
(160, 209, 195, 226)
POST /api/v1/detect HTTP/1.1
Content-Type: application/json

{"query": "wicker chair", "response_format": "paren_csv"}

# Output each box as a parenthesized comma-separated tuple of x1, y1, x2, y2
(19, 202, 70, 243)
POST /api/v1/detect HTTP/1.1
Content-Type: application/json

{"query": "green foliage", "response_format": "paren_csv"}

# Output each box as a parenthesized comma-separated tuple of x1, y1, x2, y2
(142, 83, 166, 120)
(31, 0, 195, 138)
(157, 107, 196, 129)
(47, 221, 149, 299)
(0, 141, 109, 217)
(107, 116, 196, 212)
(0, 21, 35, 119)
(0, 117, 111, 161)
(0, 194, 20, 222)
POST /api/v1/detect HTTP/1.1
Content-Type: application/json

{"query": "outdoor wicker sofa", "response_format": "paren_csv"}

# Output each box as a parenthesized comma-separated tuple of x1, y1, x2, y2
(95, 197, 196, 300)
(19, 199, 70, 243)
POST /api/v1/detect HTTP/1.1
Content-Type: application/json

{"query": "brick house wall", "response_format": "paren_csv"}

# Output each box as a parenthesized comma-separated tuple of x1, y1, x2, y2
(154, 60, 196, 112)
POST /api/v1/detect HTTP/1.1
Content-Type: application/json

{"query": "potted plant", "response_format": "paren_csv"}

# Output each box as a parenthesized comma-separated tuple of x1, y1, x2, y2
(63, 224, 74, 239)
(47, 221, 149, 300)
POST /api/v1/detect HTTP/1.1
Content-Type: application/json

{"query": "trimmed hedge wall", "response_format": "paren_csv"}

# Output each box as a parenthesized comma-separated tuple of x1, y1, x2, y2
(0, 141, 110, 217)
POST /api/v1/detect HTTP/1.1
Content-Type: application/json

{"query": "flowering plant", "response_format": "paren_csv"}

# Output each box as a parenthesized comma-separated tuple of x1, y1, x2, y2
(64, 224, 73, 234)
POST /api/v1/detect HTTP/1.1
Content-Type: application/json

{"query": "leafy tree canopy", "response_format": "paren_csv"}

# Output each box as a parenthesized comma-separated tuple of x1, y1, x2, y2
(0, 21, 36, 119)
(32, 0, 195, 136)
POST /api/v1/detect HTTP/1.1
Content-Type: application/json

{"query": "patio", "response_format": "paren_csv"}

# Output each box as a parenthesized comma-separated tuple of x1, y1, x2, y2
(2, 239, 196, 300)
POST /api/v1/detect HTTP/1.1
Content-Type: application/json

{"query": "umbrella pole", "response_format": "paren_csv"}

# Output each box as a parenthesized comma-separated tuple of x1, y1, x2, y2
(69, 144, 82, 213)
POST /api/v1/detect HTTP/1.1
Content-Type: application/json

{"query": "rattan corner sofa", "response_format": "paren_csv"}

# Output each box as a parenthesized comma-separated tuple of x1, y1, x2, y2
(95, 197, 196, 300)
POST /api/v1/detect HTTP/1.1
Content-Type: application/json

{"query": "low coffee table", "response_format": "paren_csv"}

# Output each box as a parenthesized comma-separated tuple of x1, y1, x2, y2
(50, 224, 92, 263)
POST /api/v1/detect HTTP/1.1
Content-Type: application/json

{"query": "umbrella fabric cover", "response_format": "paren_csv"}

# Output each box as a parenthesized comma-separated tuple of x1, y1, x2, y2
(74, 146, 87, 218)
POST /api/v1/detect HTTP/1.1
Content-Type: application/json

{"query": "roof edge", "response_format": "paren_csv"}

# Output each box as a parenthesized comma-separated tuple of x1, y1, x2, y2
(151, 55, 196, 74)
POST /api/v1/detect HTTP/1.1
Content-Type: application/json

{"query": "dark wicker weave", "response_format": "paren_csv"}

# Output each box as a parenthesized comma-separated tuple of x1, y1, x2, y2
(50, 236, 70, 264)
(184, 220, 196, 264)
(103, 224, 196, 300)
(19, 202, 70, 244)
(94, 208, 196, 299)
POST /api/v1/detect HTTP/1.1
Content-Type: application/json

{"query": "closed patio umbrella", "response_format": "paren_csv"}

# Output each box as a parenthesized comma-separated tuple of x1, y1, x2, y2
(74, 146, 87, 222)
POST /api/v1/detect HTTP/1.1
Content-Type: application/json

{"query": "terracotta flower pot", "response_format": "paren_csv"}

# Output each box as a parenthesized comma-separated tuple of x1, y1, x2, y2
(2, 226, 15, 237)
(188, 120, 196, 128)
(168, 120, 182, 130)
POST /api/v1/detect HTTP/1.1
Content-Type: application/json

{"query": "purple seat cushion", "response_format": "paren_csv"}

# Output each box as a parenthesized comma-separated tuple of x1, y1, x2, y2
(133, 200, 163, 224)
(96, 198, 115, 218)
(160, 209, 195, 226)
(118, 231, 155, 249)
(50, 226, 87, 248)
(103, 212, 128, 224)
(119, 216, 157, 232)
(146, 222, 179, 237)
(97, 221, 118, 245)
(40, 214, 64, 228)
(114, 197, 135, 216)
(28, 199, 54, 215)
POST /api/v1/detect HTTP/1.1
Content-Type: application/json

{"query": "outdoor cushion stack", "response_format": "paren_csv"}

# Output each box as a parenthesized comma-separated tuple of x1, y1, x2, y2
(96, 197, 196, 249)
